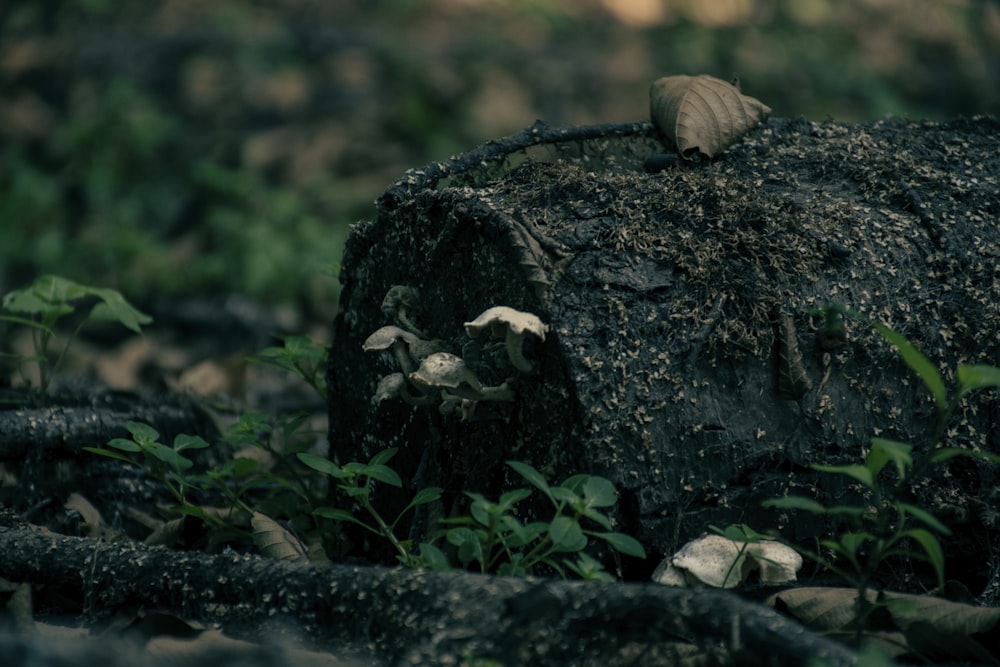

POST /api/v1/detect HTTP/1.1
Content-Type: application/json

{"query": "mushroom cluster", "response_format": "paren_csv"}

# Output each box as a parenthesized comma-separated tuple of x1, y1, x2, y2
(651, 534, 802, 588)
(364, 287, 548, 421)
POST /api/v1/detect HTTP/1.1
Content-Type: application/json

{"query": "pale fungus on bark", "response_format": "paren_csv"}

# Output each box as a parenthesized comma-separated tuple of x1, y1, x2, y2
(372, 372, 435, 407)
(363, 325, 421, 375)
(381, 285, 426, 337)
(652, 534, 801, 589)
(464, 306, 549, 373)
(410, 352, 485, 400)
(410, 352, 515, 421)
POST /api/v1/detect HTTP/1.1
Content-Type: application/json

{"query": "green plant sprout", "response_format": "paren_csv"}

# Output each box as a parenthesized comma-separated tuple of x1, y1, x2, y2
(300, 447, 443, 567)
(1, 274, 151, 395)
(250, 335, 328, 400)
(745, 303, 1000, 645)
(85, 421, 209, 508)
(435, 460, 646, 580)
(86, 330, 645, 580)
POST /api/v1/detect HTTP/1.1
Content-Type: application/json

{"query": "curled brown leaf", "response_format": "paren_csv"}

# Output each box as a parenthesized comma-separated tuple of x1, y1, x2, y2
(650, 74, 772, 158)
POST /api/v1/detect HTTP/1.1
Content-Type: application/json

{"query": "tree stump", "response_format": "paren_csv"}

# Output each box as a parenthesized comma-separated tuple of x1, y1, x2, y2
(328, 117, 1000, 589)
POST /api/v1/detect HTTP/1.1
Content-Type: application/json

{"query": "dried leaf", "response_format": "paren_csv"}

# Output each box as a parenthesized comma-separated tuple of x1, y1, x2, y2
(767, 587, 1000, 663)
(251, 512, 308, 563)
(776, 312, 811, 400)
(650, 74, 771, 158)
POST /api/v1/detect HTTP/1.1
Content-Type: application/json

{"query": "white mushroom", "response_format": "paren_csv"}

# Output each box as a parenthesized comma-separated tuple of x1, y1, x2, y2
(372, 373, 435, 407)
(746, 540, 803, 585)
(653, 534, 802, 588)
(381, 285, 425, 336)
(363, 325, 420, 375)
(669, 534, 750, 588)
(464, 306, 549, 373)
(409, 352, 484, 400)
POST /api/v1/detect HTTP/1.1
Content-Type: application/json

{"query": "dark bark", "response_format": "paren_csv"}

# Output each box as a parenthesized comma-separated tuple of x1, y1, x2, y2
(0, 523, 856, 666)
(0, 400, 210, 461)
(329, 116, 1000, 593)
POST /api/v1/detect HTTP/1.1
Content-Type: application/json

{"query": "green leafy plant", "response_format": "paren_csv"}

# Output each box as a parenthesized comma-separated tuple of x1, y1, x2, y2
(753, 304, 1000, 643)
(1, 274, 151, 395)
(435, 460, 646, 580)
(299, 448, 443, 567)
(85, 421, 209, 507)
(85, 333, 646, 581)
(250, 335, 328, 399)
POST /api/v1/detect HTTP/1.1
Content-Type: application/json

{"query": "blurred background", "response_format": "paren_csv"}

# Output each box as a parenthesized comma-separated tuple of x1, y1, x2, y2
(2, 0, 998, 320)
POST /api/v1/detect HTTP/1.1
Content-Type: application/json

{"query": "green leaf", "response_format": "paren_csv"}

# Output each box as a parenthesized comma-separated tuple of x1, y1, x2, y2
(452, 528, 485, 565)
(579, 508, 613, 531)
(549, 487, 581, 505)
(559, 474, 589, 494)
(564, 552, 614, 582)
(361, 463, 402, 488)
(417, 542, 452, 571)
(407, 486, 444, 508)
(338, 485, 370, 499)
(826, 531, 874, 563)
(3, 276, 150, 334)
(497, 488, 533, 510)
(502, 518, 546, 547)
(83, 446, 136, 464)
(812, 463, 874, 489)
(507, 460, 552, 499)
(369, 448, 398, 466)
(902, 528, 946, 587)
(85, 287, 152, 333)
(582, 476, 618, 508)
(467, 495, 492, 527)
(549, 516, 587, 552)
(956, 364, 1000, 397)
(0, 313, 55, 333)
(840, 305, 947, 411)
(106, 438, 142, 452)
(124, 420, 160, 446)
(173, 434, 210, 453)
(897, 502, 951, 535)
(763, 496, 829, 513)
(297, 452, 344, 478)
(595, 531, 646, 558)
(313, 507, 372, 531)
(868, 438, 913, 479)
(144, 441, 193, 471)
(711, 523, 770, 542)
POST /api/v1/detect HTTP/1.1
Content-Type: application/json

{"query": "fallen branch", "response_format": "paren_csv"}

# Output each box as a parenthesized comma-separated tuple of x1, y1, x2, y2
(0, 523, 856, 666)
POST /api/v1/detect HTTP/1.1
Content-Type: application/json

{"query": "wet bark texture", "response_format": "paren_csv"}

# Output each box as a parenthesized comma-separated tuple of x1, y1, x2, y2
(329, 117, 1000, 588)
(0, 521, 856, 666)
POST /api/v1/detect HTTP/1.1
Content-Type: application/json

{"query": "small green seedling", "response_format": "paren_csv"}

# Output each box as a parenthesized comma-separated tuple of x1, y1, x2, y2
(1, 274, 151, 395)
(86, 420, 209, 508)
(250, 335, 328, 400)
(300, 447, 443, 567)
(436, 460, 646, 580)
(753, 304, 1000, 644)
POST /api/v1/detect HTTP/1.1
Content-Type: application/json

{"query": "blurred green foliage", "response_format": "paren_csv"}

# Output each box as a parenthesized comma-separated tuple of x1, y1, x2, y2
(0, 0, 996, 309)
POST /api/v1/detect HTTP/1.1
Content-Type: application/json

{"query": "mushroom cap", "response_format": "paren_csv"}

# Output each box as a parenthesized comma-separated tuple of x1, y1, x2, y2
(409, 352, 484, 394)
(372, 373, 407, 404)
(670, 534, 749, 588)
(464, 306, 548, 341)
(662, 534, 803, 588)
(363, 325, 418, 352)
(746, 540, 803, 584)
(381, 285, 419, 313)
